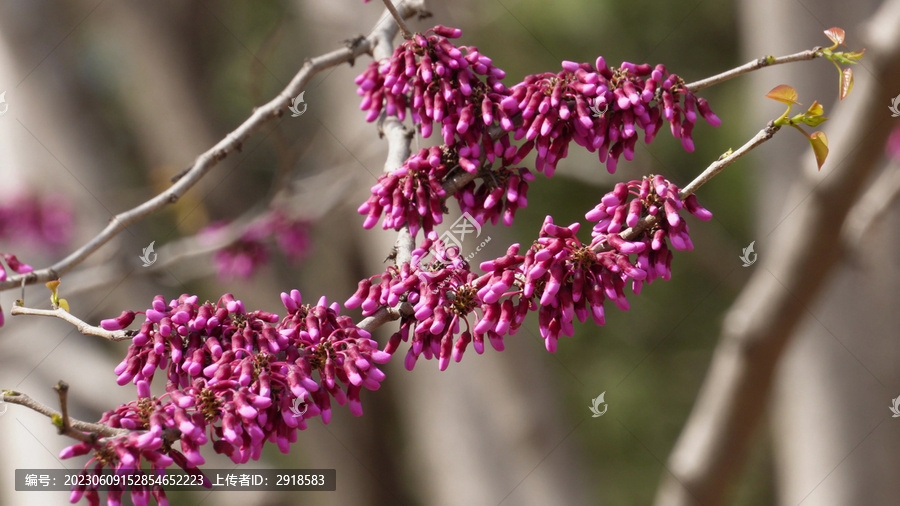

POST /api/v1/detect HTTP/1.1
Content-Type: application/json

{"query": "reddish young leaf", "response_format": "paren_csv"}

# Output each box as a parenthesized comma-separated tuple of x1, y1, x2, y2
(840, 67, 854, 100)
(765, 84, 800, 105)
(809, 132, 829, 170)
(824, 27, 845, 47)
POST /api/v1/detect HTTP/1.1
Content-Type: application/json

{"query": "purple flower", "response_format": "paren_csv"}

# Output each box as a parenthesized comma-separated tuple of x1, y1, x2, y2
(887, 124, 900, 161)
(355, 27, 719, 235)
(456, 166, 534, 227)
(356, 25, 507, 146)
(202, 211, 311, 281)
(358, 146, 448, 235)
(0, 193, 73, 249)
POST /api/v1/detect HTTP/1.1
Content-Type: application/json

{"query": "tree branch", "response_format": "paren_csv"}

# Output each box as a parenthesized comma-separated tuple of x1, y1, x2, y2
(592, 122, 781, 253)
(381, 0, 413, 40)
(0, 0, 426, 293)
(9, 305, 132, 341)
(685, 49, 821, 92)
(1, 389, 127, 438)
(840, 161, 900, 249)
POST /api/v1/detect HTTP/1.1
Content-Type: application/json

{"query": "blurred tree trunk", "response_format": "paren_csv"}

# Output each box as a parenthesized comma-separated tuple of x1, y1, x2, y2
(742, 0, 900, 504)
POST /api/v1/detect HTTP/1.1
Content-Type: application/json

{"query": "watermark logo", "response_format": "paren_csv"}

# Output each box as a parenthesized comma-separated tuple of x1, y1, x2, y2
(589, 97, 608, 118)
(416, 212, 491, 269)
(739, 241, 757, 267)
(0, 91, 8, 116)
(288, 395, 308, 418)
(890, 395, 900, 418)
(890, 94, 900, 117)
(288, 91, 307, 117)
(0, 397, 7, 417)
(139, 241, 157, 267)
(589, 392, 607, 417)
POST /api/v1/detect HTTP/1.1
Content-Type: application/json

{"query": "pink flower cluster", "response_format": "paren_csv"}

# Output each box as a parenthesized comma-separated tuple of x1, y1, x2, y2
(202, 211, 310, 280)
(501, 59, 720, 175)
(358, 146, 449, 236)
(355, 25, 507, 145)
(586, 176, 712, 293)
(63, 291, 388, 504)
(472, 176, 711, 352)
(355, 26, 720, 235)
(474, 219, 624, 352)
(0, 253, 33, 328)
(457, 165, 533, 227)
(0, 193, 73, 249)
(359, 142, 535, 234)
(346, 238, 485, 371)
(358, 174, 713, 364)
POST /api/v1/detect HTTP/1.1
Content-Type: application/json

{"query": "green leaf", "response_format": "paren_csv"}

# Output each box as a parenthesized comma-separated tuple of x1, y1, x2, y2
(805, 100, 824, 117)
(809, 132, 829, 170)
(765, 85, 800, 105)
(803, 116, 828, 127)
(824, 27, 845, 48)
(830, 52, 863, 65)
(45, 280, 60, 308)
(844, 48, 866, 61)
(802, 100, 828, 126)
(840, 68, 854, 100)
(802, 115, 828, 127)
(51, 414, 63, 428)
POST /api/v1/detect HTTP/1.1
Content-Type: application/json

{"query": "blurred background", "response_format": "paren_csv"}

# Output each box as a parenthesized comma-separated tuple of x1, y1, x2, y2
(0, 0, 897, 505)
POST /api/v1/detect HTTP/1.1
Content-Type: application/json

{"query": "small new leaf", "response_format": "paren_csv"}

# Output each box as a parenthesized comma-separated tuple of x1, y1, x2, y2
(824, 27, 845, 48)
(802, 115, 828, 127)
(765, 85, 800, 105)
(844, 48, 866, 62)
(809, 132, 829, 170)
(51, 413, 63, 428)
(806, 101, 824, 117)
(46, 280, 60, 308)
(802, 101, 828, 126)
(840, 67, 854, 100)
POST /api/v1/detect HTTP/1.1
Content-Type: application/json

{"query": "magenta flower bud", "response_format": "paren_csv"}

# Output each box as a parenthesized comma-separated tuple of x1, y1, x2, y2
(59, 442, 93, 459)
(136, 380, 151, 399)
(696, 97, 721, 126)
(626, 199, 642, 228)
(101, 311, 136, 331)
(1, 254, 33, 274)
(684, 194, 713, 220)
(652, 229, 667, 251)
(432, 25, 463, 38)
(607, 233, 646, 254)
(663, 198, 682, 227)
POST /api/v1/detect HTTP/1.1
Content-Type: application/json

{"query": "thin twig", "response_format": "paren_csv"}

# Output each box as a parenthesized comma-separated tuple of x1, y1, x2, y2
(593, 123, 781, 253)
(9, 305, 132, 341)
(0, 0, 426, 293)
(381, 0, 413, 40)
(678, 123, 780, 197)
(53, 381, 97, 444)
(685, 49, 821, 92)
(1, 390, 127, 438)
